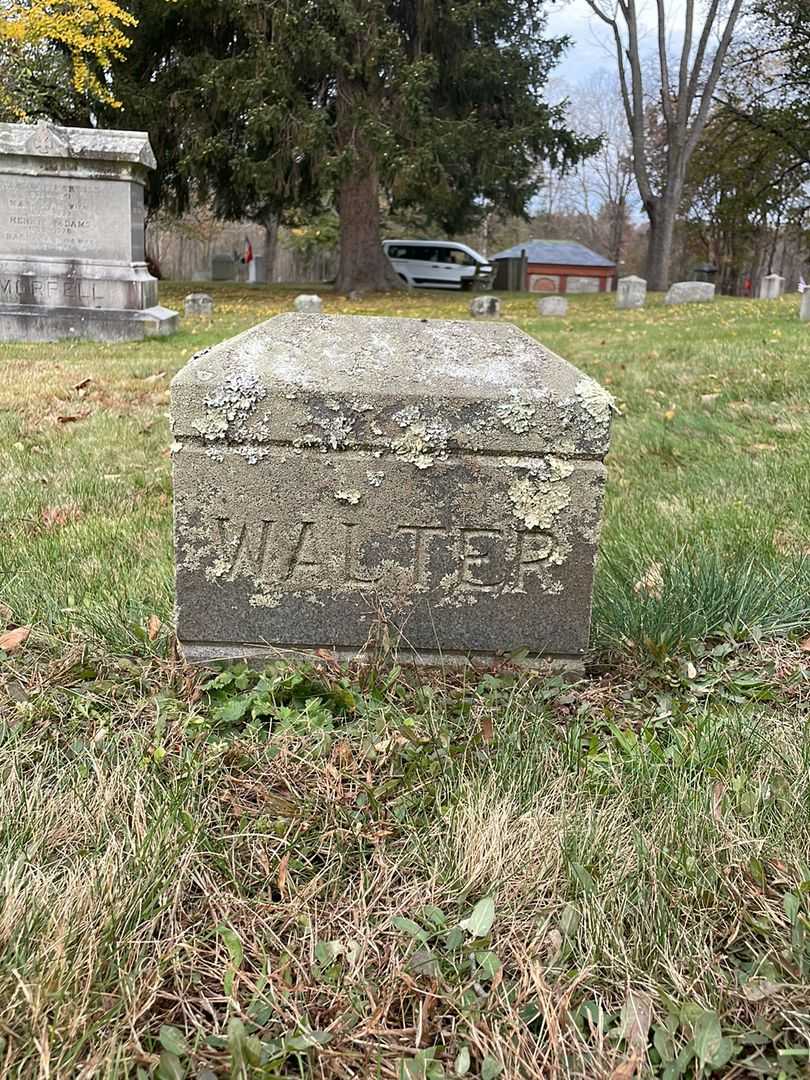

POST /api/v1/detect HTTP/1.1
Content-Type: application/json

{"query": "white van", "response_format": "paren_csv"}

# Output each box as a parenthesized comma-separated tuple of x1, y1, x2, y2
(383, 239, 494, 290)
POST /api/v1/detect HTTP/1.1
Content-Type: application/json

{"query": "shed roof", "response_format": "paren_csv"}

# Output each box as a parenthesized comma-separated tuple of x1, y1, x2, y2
(493, 239, 615, 268)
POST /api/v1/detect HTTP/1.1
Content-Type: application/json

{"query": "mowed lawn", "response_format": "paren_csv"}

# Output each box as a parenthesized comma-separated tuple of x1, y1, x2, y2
(1, 285, 809, 1078)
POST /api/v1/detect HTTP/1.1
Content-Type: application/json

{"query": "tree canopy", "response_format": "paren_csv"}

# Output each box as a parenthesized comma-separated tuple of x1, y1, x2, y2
(106, 0, 594, 291)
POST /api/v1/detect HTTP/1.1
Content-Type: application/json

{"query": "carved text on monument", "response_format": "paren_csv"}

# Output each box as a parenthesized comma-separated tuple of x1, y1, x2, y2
(208, 516, 559, 593)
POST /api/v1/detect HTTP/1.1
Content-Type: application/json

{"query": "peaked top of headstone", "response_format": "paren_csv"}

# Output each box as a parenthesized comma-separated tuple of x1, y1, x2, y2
(171, 313, 613, 457)
(0, 121, 156, 168)
(620, 275, 646, 284)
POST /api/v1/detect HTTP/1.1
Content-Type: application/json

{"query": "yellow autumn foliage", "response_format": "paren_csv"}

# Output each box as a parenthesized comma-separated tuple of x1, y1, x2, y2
(0, 0, 136, 108)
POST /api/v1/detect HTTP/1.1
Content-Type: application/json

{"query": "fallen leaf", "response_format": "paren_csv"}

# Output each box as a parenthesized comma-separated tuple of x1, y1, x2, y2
(799, 636, 810, 653)
(57, 414, 81, 424)
(742, 977, 782, 1002)
(0, 626, 31, 653)
(701, 393, 719, 408)
(619, 990, 652, 1055)
(609, 1056, 639, 1080)
(712, 781, 725, 824)
(480, 713, 494, 744)
(278, 852, 289, 896)
(141, 370, 167, 383)
(634, 562, 664, 600)
(73, 377, 92, 391)
(147, 614, 162, 641)
(41, 505, 79, 529)
(663, 408, 676, 422)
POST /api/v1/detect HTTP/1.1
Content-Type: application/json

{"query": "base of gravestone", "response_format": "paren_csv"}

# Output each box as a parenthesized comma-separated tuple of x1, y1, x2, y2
(178, 640, 585, 675)
(0, 302, 178, 342)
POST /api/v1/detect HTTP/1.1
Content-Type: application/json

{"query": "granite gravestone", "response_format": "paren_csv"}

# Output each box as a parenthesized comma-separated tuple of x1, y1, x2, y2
(664, 281, 715, 305)
(616, 275, 646, 309)
(211, 254, 236, 282)
(0, 121, 177, 341)
(538, 296, 568, 317)
(800, 291, 810, 322)
(470, 296, 500, 318)
(184, 293, 214, 317)
(760, 273, 785, 300)
(171, 315, 612, 671)
(294, 294, 323, 314)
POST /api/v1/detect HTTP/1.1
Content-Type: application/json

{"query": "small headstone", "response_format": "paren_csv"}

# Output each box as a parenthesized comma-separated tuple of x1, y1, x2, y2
(760, 273, 785, 300)
(616, 275, 646, 310)
(538, 296, 568, 317)
(211, 254, 236, 282)
(664, 282, 715, 305)
(171, 315, 612, 672)
(294, 294, 323, 314)
(800, 291, 810, 322)
(184, 292, 214, 318)
(470, 296, 500, 318)
(0, 120, 178, 342)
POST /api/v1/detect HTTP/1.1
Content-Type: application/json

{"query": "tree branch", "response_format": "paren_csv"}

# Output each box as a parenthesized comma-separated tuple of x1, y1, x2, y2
(685, 0, 745, 160)
(655, 0, 673, 125)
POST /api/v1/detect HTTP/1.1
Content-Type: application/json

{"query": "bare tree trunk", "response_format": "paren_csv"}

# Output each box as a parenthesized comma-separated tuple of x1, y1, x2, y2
(335, 158, 403, 293)
(645, 196, 678, 291)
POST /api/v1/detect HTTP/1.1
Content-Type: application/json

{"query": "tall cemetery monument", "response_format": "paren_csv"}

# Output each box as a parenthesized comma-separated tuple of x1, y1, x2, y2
(0, 121, 177, 341)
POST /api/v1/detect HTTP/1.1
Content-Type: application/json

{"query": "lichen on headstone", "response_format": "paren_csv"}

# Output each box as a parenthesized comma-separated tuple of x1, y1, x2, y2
(575, 377, 614, 425)
(390, 405, 451, 469)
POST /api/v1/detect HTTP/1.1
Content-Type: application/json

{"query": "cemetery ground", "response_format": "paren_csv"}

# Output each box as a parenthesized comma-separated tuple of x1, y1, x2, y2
(1, 285, 809, 1080)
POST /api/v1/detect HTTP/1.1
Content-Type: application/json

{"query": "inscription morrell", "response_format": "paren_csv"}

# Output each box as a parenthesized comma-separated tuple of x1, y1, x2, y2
(172, 315, 613, 670)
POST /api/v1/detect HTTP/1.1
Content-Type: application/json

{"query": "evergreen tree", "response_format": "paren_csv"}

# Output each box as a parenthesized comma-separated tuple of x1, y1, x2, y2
(107, 0, 593, 292)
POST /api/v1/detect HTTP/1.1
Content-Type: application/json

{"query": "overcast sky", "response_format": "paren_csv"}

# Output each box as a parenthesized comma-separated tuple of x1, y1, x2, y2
(547, 0, 616, 81)
(547, 0, 689, 83)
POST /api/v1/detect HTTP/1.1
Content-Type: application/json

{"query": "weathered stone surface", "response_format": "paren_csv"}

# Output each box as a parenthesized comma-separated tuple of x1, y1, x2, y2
(294, 294, 323, 314)
(0, 121, 177, 341)
(664, 281, 715, 305)
(760, 273, 785, 300)
(800, 291, 810, 321)
(171, 314, 612, 670)
(616, 275, 646, 309)
(211, 254, 236, 281)
(538, 296, 568, 317)
(185, 292, 214, 317)
(470, 296, 500, 318)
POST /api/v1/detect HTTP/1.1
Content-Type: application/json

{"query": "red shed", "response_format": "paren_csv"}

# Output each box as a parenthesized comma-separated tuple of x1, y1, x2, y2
(492, 239, 616, 294)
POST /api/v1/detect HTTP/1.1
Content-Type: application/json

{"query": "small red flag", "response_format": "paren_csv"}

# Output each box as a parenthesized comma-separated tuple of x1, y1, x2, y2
(243, 236, 253, 264)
